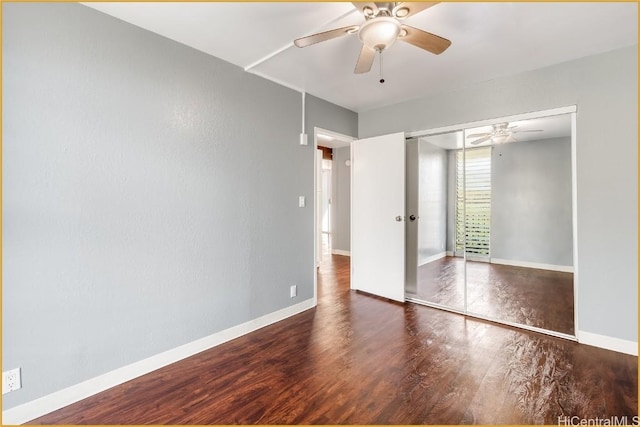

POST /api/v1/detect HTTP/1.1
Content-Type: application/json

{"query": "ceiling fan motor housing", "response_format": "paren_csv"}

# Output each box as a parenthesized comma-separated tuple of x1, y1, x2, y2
(292, 2, 452, 78)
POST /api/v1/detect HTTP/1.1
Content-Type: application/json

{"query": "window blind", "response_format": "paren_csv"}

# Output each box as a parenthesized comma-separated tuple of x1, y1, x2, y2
(455, 147, 491, 258)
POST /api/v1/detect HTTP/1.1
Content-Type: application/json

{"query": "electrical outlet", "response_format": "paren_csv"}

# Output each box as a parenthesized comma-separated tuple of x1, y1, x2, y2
(3, 368, 21, 394)
(290, 285, 297, 298)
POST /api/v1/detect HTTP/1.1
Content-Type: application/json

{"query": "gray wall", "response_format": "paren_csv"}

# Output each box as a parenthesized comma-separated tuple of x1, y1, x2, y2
(306, 95, 357, 140)
(359, 45, 638, 342)
(405, 140, 419, 293)
(417, 140, 448, 263)
(491, 137, 573, 266)
(406, 138, 448, 294)
(2, 3, 357, 409)
(331, 146, 351, 253)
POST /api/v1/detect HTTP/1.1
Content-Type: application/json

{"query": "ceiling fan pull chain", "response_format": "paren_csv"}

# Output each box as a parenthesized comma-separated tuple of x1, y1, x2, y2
(379, 50, 385, 84)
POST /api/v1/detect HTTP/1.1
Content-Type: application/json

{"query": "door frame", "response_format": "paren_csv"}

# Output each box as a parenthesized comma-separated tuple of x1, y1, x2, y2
(313, 127, 356, 306)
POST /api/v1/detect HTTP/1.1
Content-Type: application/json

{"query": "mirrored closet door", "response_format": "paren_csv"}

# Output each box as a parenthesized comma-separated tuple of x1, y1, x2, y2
(406, 111, 576, 338)
(406, 130, 465, 313)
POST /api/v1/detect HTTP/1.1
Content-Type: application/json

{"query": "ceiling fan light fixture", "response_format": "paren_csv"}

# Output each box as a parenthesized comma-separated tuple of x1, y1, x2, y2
(492, 134, 510, 144)
(358, 17, 402, 51)
(362, 6, 375, 17)
(394, 6, 410, 18)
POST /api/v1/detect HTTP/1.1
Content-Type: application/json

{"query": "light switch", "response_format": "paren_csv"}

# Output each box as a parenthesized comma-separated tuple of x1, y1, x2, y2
(298, 196, 305, 208)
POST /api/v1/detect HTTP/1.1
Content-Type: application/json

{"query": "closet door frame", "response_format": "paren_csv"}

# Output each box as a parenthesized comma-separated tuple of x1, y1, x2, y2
(405, 105, 578, 341)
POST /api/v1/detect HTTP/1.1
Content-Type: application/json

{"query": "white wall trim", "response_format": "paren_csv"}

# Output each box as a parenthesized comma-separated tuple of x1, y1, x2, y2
(491, 258, 574, 273)
(578, 331, 638, 356)
(314, 126, 357, 145)
(331, 249, 351, 256)
(446, 251, 454, 257)
(2, 298, 316, 425)
(419, 251, 447, 266)
(570, 111, 580, 350)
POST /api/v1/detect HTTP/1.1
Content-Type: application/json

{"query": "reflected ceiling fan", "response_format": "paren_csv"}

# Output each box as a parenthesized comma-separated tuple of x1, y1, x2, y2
(467, 123, 543, 145)
(293, 2, 451, 82)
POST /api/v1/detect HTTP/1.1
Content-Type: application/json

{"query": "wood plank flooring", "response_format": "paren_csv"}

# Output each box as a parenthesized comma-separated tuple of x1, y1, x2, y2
(410, 256, 575, 334)
(31, 254, 637, 424)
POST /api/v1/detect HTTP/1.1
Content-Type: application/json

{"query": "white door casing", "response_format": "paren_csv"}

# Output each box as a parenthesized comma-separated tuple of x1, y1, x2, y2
(316, 149, 323, 266)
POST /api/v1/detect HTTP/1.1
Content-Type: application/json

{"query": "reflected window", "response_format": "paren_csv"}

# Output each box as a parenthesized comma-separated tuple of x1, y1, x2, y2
(455, 147, 491, 260)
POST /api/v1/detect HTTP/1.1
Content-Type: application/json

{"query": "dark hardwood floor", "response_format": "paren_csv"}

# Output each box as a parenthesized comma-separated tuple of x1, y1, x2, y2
(32, 253, 637, 424)
(410, 256, 575, 335)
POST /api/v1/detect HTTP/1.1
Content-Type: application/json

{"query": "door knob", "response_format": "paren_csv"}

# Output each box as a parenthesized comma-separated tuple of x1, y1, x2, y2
(395, 216, 403, 222)
(409, 215, 417, 221)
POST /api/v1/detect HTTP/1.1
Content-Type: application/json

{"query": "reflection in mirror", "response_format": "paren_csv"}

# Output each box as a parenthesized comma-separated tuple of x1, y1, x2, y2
(405, 113, 575, 338)
(405, 131, 465, 312)
(464, 114, 574, 335)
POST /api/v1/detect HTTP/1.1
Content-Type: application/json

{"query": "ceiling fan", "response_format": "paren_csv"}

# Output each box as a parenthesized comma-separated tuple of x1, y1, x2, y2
(293, 2, 451, 80)
(466, 123, 543, 145)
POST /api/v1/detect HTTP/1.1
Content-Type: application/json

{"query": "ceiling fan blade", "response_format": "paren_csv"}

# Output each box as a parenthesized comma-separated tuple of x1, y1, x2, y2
(466, 132, 492, 139)
(392, 2, 439, 19)
(512, 129, 543, 133)
(352, 2, 378, 18)
(294, 26, 358, 48)
(470, 135, 492, 145)
(399, 25, 451, 55)
(355, 44, 376, 74)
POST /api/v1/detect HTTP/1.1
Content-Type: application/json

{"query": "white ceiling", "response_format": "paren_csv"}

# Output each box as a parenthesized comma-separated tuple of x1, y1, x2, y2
(84, 2, 638, 113)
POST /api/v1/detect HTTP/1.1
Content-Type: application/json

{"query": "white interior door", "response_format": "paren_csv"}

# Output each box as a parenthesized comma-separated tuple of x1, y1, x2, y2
(351, 132, 406, 302)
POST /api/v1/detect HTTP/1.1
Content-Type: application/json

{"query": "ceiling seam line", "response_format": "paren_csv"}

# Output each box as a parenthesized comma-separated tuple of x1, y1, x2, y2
(244, 42, 295, 72)
(244, 7, 359, 72)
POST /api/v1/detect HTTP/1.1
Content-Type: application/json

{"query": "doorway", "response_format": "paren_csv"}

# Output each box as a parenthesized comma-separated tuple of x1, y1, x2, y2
(317, 146, 333, 257)
(314, 128, 356, 267)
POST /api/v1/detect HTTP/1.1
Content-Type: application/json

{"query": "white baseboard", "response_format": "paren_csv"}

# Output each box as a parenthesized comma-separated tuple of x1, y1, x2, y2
(446, 251, 454, 257)
(331, 249, 350, 256)
(491, 258, 574, 273)
(419, 251, 447, 266)
(2, 298, 316, 425)
(578, 331, 638, 356)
